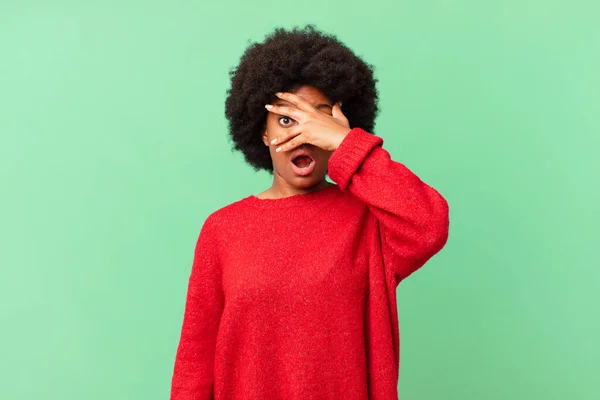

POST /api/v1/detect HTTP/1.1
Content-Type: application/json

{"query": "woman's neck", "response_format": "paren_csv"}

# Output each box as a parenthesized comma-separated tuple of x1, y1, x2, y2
(256, 178, 334, 199)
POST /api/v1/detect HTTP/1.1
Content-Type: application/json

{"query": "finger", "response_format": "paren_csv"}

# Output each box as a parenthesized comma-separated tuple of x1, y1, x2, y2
(275, 131, 307, 153)
(269, 125, 302, 146)
(265, 103, 305, 122)
(331, 102, 349, 125)
(274, 92, 317, 113)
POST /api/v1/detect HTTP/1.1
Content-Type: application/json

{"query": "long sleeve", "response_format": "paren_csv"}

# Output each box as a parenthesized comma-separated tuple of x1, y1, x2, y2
(327, 127, 449, 284)
(170, 214, 224, 400)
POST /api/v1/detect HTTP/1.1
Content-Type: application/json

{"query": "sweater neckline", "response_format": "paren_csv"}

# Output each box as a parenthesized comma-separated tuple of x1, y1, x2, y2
(243, 183, 341, 209)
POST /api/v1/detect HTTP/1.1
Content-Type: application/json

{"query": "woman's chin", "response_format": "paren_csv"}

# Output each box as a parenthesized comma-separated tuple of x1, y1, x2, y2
(289, 176, 328, 189)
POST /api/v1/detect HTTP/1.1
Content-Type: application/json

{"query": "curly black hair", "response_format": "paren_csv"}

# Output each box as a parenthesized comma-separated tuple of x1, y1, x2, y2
(224, 24, 380, 173)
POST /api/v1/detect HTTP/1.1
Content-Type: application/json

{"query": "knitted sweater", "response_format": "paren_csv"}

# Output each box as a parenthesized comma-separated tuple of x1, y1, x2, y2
(170, 127, 450, 400)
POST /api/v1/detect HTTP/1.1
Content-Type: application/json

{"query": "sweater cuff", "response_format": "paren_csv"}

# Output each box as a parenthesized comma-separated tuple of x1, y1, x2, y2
(327, 127, 384, 191)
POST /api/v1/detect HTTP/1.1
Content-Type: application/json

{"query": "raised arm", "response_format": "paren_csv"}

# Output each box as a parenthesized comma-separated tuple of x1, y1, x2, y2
(170, 214, 224, 399)
(328, 127, 450, 285)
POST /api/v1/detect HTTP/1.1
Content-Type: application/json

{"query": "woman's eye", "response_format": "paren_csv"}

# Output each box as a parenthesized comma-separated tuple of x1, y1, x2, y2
(278, 116, 295, 127)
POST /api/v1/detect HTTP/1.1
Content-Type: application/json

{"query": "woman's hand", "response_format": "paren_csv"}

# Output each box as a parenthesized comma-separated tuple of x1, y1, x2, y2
(265, 92, 352, 153)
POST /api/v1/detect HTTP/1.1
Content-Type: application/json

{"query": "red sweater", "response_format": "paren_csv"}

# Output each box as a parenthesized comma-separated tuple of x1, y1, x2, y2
(170, 127, 450, 399)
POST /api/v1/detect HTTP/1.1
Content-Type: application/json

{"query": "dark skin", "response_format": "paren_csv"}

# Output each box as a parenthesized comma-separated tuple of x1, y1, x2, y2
(257, 85, 352, 199)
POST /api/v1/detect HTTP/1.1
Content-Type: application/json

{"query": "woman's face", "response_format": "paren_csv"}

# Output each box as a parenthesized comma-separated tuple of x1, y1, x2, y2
(261, 85, 334, 189)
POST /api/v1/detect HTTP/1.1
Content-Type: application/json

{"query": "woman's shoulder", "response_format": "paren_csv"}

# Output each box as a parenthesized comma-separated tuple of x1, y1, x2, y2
(201, 194, 258, 226)
(195, 198, 246, 242)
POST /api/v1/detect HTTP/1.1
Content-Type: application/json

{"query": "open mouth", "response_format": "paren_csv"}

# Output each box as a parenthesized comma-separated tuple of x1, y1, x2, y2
(290, 154, 316, 176)
(292, 155, 314, 168)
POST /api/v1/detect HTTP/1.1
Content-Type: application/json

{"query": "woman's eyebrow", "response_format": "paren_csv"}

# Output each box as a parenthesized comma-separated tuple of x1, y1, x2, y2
(275, 101, 332, 110)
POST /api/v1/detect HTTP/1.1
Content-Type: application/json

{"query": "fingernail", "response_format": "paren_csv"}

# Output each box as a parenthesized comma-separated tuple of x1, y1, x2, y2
(265, 104, 273, 109)
(270, 138, 277, 144)
(275, 92, 283, 96)
(276, 147, 281, 152)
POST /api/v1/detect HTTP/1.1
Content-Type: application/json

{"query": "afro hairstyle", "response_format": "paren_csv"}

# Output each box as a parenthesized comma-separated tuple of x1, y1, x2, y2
(224, 24, 380, 173)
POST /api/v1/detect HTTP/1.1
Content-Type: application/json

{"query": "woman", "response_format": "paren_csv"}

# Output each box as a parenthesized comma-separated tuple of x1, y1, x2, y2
(170, 24, 449, 400)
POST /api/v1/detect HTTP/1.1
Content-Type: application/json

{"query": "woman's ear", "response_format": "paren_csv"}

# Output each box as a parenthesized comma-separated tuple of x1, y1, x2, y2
(262, 127, 269, 147)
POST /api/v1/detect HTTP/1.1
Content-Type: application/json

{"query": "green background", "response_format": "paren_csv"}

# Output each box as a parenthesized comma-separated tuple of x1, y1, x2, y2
(1, 1, 598, 399)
